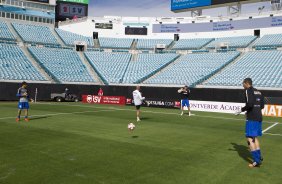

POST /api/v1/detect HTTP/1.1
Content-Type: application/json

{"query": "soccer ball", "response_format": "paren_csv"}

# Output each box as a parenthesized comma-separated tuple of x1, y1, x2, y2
(128, 123, 135, 131)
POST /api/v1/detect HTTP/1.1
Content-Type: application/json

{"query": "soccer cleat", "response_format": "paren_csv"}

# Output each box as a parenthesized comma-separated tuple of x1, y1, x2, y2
(24, 118, 29, 122)
(248, 162, 260, 168)
(181, 112, 184, 116)
(188, 112, 191, 116)
(16, 118, 20, 122)
(137, 117, 141, 122)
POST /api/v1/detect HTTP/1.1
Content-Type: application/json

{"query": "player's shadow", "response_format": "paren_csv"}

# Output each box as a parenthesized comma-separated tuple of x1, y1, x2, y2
(229, 143, 252, 163)
(29, 116, 48, 121)
(140, 117, 150, 120)
(132, 136, 139, 138)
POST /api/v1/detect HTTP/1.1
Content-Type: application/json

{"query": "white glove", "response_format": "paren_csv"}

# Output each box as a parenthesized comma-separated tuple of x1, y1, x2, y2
(234, 109, 242, 116)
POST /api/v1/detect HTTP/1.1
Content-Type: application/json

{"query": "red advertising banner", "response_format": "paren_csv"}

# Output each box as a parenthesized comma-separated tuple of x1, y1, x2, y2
(82, 95, 126, 105)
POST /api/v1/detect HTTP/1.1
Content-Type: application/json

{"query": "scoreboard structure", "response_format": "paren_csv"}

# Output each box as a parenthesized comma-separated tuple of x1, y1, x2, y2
(56, 0, 88, 22)
(171, 0, 268, 12)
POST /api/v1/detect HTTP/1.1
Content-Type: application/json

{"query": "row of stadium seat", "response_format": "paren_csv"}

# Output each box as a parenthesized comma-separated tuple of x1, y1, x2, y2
(55, 28, 94, 47)
(122, 53, 179, 83)
(205, 50, 282, 88)
(99, 37, 134, 49)
(84, 52, 131, 84)
(28, 47, 95, 83)
(12, 23, 59, 45)
(0, 44, 46, 81)
(206, 36, 257, 49)
(0, 21, 16, 41)
(0, 42, 282, 88)
(2, 22, 282, 50)
(252, 34, 282, 48)
(145, 52, 240, 86)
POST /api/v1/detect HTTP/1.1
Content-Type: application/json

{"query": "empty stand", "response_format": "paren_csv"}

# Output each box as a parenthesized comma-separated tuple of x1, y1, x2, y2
(145, 52, 240, 86)
(99, 37, 134, 49)
(206, 36, 257, 49)
(55, 28, 94, 47)
(172, 38, 213, 50)
(0, 44, 46, 81)
(204, 50, 282, 88)
(12, 23, 59, 45)
(28, 47, 94, 83)
(122, 53, 179, 83)
(84, 51, 131, 84)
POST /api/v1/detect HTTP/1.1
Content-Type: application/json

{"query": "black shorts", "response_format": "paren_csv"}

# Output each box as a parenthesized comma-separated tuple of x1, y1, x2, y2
(135, 105, 141, 110)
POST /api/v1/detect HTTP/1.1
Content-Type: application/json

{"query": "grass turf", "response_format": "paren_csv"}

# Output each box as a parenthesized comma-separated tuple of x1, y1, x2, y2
(0, 102, 282, 184)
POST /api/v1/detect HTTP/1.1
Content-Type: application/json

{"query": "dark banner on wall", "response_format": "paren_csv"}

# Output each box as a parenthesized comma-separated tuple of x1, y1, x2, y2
(1, 82, 281, 105)
(95, 23, 113, 29)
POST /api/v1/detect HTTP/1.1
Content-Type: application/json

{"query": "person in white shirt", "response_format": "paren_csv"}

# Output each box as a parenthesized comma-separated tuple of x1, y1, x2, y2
(133, 86, 145, 122)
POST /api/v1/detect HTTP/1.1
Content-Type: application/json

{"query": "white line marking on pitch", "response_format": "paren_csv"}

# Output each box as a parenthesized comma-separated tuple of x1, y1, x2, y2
(0, 109, 116, 120)
(264, 133, 282, 137)
(34, 102, 281, 125)
(262, 122, 279, 133)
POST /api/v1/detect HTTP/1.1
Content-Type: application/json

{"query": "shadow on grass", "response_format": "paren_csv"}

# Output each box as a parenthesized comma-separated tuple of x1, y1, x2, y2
(132, 136, 139, 138)
(229, 143, 252, 163)
(29, 116, 48, 121)
(140, 117, 150, 120)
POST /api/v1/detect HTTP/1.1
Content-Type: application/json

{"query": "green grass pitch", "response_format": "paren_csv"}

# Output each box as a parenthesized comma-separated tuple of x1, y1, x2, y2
(0, 102, 282, 184)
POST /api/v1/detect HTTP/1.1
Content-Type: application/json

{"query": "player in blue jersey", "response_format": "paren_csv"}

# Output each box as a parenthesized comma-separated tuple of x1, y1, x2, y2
(178, 85, 191, 116)
(16, 81, 30, 122)
(235, 78, 264, 168)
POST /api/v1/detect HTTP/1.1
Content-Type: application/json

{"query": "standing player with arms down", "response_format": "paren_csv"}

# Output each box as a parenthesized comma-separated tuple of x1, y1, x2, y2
(178, 85, 191, 116)
(133, 86, 145, 122)
(235, 78, 264, 168)
(16, 81, 30, 122)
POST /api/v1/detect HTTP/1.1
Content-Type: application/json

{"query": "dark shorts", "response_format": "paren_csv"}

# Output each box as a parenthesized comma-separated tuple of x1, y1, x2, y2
(135, 105, 141, 110)
(18, 102, 29, 109)
(245, 120, 262, 137)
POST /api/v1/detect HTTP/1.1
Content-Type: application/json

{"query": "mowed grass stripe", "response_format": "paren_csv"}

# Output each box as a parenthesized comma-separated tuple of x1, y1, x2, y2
(0, 102, 282, 183)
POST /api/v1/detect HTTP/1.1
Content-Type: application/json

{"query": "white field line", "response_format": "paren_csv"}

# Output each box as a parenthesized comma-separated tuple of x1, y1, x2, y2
(262, 122, 279, 133)
(36, 102, 281, 125)
(264, 133, 282, 136)
(0, 109, 117, 120)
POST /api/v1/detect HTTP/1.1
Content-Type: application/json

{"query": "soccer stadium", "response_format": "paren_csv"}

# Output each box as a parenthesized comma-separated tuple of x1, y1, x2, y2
(1, 0, 282, 183)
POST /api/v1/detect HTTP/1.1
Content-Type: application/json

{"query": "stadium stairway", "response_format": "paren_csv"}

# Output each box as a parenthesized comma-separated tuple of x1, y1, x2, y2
(50, 28, 66, 47)
(199, 52, 244, 87)
(6, 22, 22, 42)
(130, 39, 137, 50)
(142, 54, 182, 85)
(21, 46, 54, 82)
(77, 52, 104, 84)
(94, 39, 100, 48)
(167, 41, 176, 50)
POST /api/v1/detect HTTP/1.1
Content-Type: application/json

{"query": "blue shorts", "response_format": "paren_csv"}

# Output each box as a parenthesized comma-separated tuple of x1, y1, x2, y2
(181, 99, 190, 107)
(245, 120, 262, 137)
(18, 102, 29, 109)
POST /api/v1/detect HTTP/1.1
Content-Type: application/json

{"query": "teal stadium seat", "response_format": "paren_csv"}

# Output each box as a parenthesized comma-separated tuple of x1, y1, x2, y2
(0, 44, 46, 81)
(28, 47, 94, 83)
(172, 38, 214, 50)
(0, 21, 16, 41)
(205, 50, 282, 88)
(206, 36, 257, 49)
(137, 39, 173, 49)
(145, 52, 240, 86)
(84, 51, 131, 84)
(12, 23, 59, 45)
(55, 29, 94, 47)
(122, 53, 179, 83)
